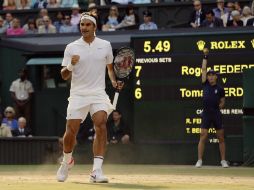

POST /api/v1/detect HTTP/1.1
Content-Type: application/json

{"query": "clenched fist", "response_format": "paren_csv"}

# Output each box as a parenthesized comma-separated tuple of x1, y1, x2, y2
(71, 55, 80, 65)
(112, 80, 124, 91)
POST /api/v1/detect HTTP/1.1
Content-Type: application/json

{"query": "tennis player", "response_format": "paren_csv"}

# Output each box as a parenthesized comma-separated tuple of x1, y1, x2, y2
(56, 12, 123, 183)
(195, 48, 229, 168)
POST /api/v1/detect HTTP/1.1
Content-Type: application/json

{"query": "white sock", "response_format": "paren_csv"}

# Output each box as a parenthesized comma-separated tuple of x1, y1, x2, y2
(63, 152, 72, 163)
(93, 156, 104, 171)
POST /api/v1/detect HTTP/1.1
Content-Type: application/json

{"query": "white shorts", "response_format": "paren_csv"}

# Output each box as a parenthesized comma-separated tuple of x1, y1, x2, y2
(66, 93, 114, 122)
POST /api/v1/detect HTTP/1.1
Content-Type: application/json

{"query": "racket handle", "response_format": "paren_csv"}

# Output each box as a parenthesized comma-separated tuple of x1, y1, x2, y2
(113, 92, 119, 109)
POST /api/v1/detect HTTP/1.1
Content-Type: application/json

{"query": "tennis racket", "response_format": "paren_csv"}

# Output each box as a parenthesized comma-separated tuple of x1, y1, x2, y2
(112, 47, 135, 109)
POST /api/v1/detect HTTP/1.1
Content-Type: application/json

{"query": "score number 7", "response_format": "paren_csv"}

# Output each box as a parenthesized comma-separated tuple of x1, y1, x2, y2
(135, 65, 142, 77)
(134, 65, 142, 100)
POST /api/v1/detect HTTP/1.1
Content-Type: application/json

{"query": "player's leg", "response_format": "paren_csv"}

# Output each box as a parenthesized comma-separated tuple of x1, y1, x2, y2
(90, 110, 108, 183)
(89, 102, 111, 183)
(63, 119, 81, 157)
(92, 111, 107, 157)
(57, 119, 81, 182)
(57, 102, 89, 182)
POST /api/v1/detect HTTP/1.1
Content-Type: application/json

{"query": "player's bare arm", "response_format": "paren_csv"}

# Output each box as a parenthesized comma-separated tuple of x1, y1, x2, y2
(201, 48, 209, 83)
(107, 64, 124, 90)
(219, 97, 225, 109)
(61, 55, 80, 80)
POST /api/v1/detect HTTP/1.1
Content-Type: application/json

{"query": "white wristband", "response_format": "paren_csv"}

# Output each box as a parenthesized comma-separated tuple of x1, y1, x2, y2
(66, 63, 74, 71)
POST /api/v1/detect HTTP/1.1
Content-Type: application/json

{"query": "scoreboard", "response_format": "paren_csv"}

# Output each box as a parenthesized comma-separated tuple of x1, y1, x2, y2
(131, 30, 254, 143)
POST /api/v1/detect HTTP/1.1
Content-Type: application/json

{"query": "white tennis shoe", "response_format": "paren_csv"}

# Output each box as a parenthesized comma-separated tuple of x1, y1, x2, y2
(195, 159, 203, 168)
(221, 160, 229, 168)
(56, 158, 74, 182)
(89, 169, 109, 183)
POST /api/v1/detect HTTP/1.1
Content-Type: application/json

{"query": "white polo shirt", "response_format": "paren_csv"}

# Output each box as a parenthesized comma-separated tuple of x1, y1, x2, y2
(9, 79, 34, 100)
(62, 37, 113, 96)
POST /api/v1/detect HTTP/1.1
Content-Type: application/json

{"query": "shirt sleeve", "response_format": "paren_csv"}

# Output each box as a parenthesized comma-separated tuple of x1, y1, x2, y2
(106, 42, 113, 65)
(27, 81, 34, 93)
(9, 81, 15, 92)
(62, 44, 72, 66)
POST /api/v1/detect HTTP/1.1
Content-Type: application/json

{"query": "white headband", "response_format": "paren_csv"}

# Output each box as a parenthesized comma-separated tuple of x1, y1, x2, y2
(80, 15, 97, 26)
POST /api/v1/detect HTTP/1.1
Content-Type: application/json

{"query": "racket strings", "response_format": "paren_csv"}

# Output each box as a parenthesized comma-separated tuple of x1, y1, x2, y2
(114, 48, 135, 78)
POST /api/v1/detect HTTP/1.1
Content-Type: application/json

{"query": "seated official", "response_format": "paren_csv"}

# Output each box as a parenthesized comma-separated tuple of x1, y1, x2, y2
(12, 117, 32, 137)
(107, 110, 130, 144)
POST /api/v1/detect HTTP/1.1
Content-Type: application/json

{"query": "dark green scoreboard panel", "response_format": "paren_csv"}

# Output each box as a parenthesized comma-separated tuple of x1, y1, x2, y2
(131, 31, 254, 143)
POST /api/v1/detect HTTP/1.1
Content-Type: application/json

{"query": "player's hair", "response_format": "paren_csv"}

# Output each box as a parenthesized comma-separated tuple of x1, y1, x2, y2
(80, 11, 98, 26)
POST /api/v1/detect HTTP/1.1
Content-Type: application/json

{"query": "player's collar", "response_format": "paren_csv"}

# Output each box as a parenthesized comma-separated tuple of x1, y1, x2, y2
(79, 36, 97, 45)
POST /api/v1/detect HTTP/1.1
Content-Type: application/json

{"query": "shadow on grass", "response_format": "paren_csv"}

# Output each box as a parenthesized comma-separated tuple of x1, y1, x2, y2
(72, 182, 168, 189)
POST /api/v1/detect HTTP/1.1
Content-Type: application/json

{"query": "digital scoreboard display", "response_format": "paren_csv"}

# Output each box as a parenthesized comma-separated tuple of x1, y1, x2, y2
(131, 31, 254, 143)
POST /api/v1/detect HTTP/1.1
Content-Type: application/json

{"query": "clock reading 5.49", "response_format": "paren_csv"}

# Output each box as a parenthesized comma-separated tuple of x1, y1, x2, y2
(143, 40, 171, 53)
